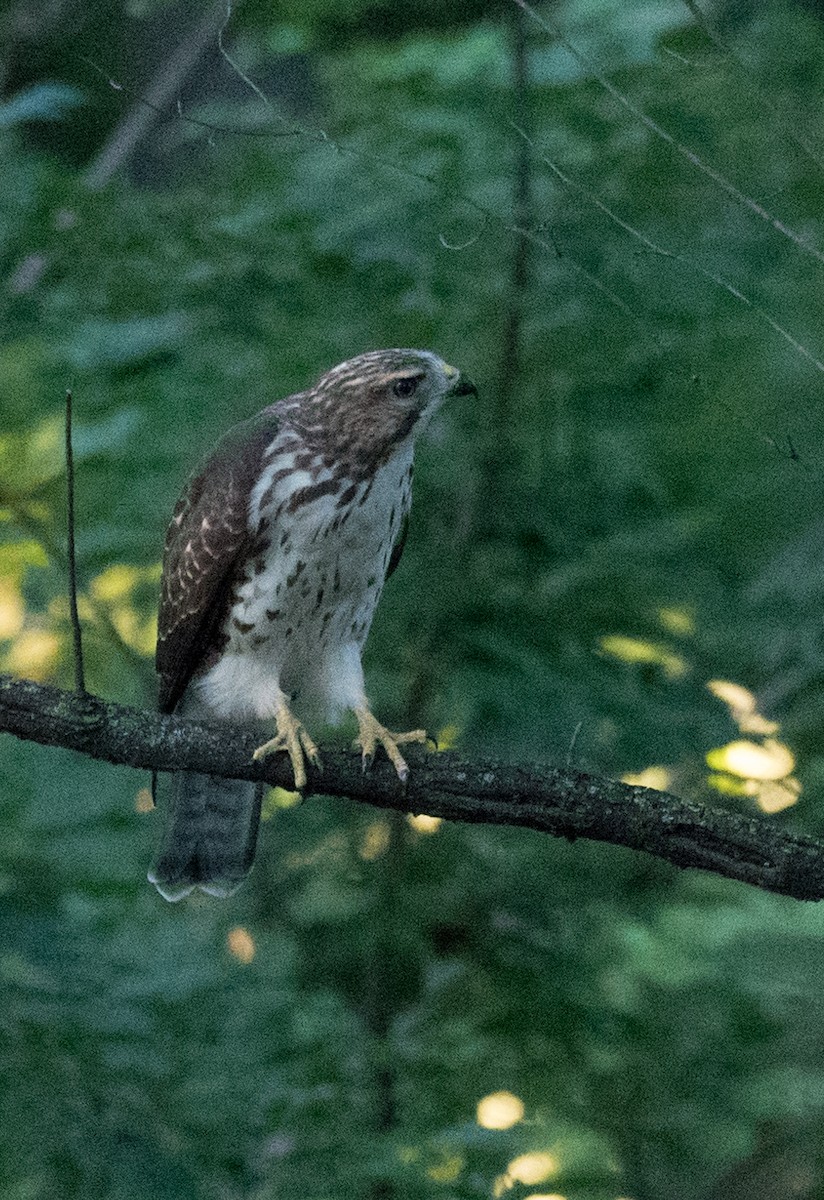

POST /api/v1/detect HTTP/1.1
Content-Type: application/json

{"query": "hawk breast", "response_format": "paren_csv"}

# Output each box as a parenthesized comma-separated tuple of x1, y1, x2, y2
(195, 435, 414, 719)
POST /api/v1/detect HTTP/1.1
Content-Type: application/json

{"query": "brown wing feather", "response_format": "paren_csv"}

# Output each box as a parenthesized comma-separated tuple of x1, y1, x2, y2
(156, 409, 281, 713)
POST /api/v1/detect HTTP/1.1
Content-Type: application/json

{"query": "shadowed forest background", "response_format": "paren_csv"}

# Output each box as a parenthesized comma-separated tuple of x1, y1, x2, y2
(5, 0, 824, 1196)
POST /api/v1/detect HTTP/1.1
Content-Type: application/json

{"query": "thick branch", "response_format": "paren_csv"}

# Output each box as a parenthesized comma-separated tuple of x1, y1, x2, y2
(2, 673, 823, 901)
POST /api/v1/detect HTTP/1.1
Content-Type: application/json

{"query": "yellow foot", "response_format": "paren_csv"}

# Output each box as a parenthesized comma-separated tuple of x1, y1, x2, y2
(353, 706, 427, 783)
(253, 703, 321, 790)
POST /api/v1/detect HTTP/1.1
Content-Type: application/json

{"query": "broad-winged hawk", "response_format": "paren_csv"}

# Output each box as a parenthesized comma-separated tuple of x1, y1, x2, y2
(149, 349, 476, 900)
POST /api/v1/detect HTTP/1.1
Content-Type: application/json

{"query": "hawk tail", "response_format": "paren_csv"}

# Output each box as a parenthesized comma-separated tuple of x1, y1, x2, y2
(148, 773, 263, 902)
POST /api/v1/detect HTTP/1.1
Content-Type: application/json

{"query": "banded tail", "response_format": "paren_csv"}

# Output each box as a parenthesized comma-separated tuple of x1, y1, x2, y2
(149, 772, 263, 901)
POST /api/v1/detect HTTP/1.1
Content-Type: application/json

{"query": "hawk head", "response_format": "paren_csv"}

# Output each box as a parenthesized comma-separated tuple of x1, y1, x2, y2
(309, 349, 477, 452)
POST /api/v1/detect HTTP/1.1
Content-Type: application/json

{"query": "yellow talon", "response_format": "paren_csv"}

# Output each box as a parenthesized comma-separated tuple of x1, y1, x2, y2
(253, 703, 321, 790)
(353, 706, 427, 782)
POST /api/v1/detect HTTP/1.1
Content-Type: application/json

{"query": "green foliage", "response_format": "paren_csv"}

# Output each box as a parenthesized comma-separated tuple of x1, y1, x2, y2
(5, 0, 824, 1196)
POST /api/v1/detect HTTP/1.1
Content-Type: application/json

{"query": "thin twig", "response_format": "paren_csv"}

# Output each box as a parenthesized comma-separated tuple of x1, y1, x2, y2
(83, 0, 227, 190)
(485, 2, 533, 518)
(3, 496, 153, 688)
(681, 0, 824, 173)
(512, 123, 822, 468)
(513, 0, 824, 269)
(79, 48, 650, 336)
(512, 123, 824, 380)
(78, 11, 820, 471)
(566, 720, 583, 767)
(217, 1, 279, 117)
(64, 390, 85, 693)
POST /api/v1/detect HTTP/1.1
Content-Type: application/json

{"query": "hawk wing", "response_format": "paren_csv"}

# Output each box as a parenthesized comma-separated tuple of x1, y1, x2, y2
(156, 408, 281, 713)
(385, 512, 409, 582)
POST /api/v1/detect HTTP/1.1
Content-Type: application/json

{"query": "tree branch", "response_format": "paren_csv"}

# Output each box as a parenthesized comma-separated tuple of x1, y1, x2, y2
(83, 0, 227, 191)
(2, 672, 823, 901)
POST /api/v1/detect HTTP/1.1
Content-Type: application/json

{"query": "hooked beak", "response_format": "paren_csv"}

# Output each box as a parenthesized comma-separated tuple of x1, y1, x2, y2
(444, 364, 478, 397)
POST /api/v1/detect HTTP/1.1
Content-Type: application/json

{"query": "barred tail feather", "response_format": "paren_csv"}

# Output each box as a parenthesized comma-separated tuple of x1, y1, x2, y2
(148, 772, 263, 902)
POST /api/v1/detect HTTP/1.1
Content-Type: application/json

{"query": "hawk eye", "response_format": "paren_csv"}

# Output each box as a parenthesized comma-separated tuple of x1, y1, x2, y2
(392, 376, 419, 399)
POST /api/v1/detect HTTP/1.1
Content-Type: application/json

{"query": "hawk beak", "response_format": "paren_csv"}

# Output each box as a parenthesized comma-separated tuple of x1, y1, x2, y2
(452, 374, 477, 396)
(444, 366, 477, 397)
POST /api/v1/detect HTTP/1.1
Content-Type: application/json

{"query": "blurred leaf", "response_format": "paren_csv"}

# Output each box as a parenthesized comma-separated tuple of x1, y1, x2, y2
(62, 316, 188, 371)
(0, 84, 85, 128)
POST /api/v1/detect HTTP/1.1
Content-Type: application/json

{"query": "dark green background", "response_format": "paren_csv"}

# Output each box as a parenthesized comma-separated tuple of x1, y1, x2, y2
(4, 0, 824, 1195)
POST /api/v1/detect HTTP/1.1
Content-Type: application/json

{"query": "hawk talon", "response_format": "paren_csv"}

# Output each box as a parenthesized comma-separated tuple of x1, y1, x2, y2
(253, 706, 321, 791)
(353, 707, 427, 783)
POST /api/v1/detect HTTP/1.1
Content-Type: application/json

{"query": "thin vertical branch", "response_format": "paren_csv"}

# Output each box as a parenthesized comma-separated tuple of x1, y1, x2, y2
(65, 389, 86, 693)
(502, 0, 532, 397)
(364, 813, 405, 1200)
(484, 1, 533, 520)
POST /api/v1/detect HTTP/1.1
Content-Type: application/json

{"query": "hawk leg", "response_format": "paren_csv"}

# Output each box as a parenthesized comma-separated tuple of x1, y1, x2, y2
(253, 700, 321, 790)
(353, 706, 427, 783)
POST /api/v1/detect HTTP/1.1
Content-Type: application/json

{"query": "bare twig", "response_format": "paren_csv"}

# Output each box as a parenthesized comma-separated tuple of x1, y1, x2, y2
(510, 122, 822, 466)
(3, 673, 824, 902)
(512, 123, 824, 380)
(2, 496, 153, 689)
(84, 0, 227, 190)
(79, 13, 824, 450)
(681, 0, 824, 174)
(217, 1, 278, 116)
(513, 0, 824, 269)
(64, 390, 85, 693)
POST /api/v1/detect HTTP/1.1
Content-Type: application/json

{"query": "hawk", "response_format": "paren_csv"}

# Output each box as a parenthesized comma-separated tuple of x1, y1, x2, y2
(149, 349, 476, 901)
